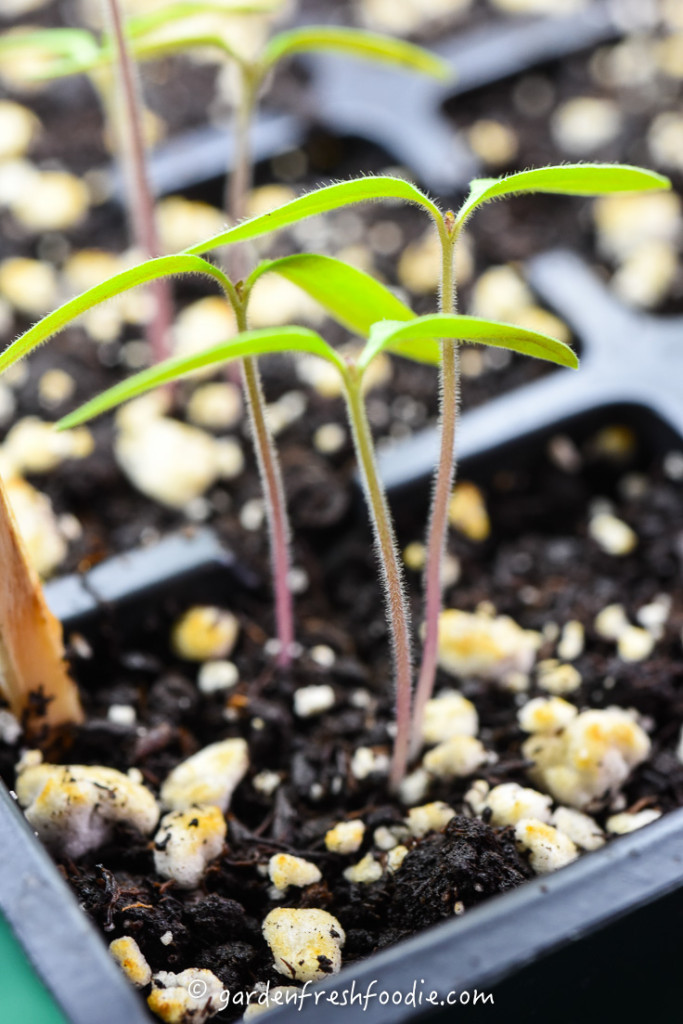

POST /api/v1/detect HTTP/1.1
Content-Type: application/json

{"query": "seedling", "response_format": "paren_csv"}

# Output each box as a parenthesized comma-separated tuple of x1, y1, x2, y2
(0, 7, 449, 668)
(0, 7, 670, 781)
(0, 4, 287, 362)
(0, 262, 574, 780)
(0, 159, 671, 781)
(408, 163, 673, 757)
(165, 163, 670, 779)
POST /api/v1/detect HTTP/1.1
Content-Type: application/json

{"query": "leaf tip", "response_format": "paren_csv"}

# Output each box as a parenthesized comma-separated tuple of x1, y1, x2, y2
(55, 410, 84, 431)
(429, 55, 453, 81)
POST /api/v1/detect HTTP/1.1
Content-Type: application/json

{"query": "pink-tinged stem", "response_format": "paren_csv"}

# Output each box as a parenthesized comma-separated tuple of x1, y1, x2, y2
(241, 348, 295, 666)
(105, 0, 172, 362)
(343, 367, 413, 790)
(228, 77, 295, 666)
(411, 217, 459, 758)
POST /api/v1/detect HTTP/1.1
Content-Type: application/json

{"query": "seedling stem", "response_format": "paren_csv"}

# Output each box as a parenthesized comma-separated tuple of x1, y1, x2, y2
(226, 72, 295, 666)
(342, 364, 413, 789)
(411, 213, 460, 756)
(104, 0, 172, 362)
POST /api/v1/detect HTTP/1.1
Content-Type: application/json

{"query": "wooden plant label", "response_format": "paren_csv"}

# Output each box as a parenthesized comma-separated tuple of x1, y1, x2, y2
(0, 473, 82, 737)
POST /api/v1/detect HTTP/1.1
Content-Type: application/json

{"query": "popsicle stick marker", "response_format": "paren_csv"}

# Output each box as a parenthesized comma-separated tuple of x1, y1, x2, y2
(0, 474, 82, 738)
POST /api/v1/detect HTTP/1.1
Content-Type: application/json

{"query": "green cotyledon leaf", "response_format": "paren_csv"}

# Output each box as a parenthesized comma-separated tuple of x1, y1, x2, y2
(261, 26, 450, 80)
(248, 253, 440, 358)
(455, 163, 671, 229)
(360, 314, 579, 373)
(184, 176, 441, 255)
(248, 254, 442, 363)
(0, 29, 100, 79)
(0, 255, 232, 375)
(57, 327, 345, 429)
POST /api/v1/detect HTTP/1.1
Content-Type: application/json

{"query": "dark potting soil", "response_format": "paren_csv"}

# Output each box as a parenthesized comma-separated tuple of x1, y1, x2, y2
(3, 420, 683, 1020)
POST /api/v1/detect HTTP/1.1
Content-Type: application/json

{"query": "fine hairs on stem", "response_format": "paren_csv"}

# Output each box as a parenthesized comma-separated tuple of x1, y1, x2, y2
(411, 212, 460, 755)
(2, 151, 667, 775)
(104, 0, 173, 362)
(226, 71, 295, 666)
(342, 366, 413, 790)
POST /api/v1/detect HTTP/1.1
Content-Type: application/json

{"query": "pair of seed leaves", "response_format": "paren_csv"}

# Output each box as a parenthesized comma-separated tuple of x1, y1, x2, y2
(0, 5, 449, 82)
(0, 163, 670, 428)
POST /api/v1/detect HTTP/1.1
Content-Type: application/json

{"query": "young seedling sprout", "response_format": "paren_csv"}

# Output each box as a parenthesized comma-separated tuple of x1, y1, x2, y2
(409, 163, 672, 758)
(140, 13, 449, 667)
(184, 162, 670, 778)
(0, 4, 283, 365)
(4, 163, 663, 781)
(225, 23, 449, 667)
(2, 7, 450, 666)
(0, 138, 667, 774)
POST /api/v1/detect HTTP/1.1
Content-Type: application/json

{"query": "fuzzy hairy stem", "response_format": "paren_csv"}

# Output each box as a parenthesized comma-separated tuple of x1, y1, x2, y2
(237, 309, 294, 664)
(104, 0, 172, 362)
(228, 73, 295, 665)
(411, 217, 460, 758)
(343, 367, 413, 790)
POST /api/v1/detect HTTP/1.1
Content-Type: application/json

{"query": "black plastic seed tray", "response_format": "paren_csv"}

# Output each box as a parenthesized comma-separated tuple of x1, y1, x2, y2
(267, 804, 683, 1024)
(2, 4, 682, 1019)
(0, 528, 261, 1024)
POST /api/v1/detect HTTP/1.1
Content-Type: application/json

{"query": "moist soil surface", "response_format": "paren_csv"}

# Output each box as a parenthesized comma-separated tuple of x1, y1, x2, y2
(3, 419, 683, 1021)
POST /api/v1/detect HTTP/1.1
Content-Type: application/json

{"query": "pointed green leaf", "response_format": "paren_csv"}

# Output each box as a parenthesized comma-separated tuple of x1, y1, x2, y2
(359, 314, 579, 372)
(0, 28, 98, 61)
(184, 176, 440, 255)
(249, 254, 443, 365)
(249, 253, 412, 330)
(57, 327, 344, 429)
(0, 29, 100, 79)
(262, 27, 450, 79)
(37, 34, 243, 79)
(0, 255, 232, 376)
(456, 163, 671, 228)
